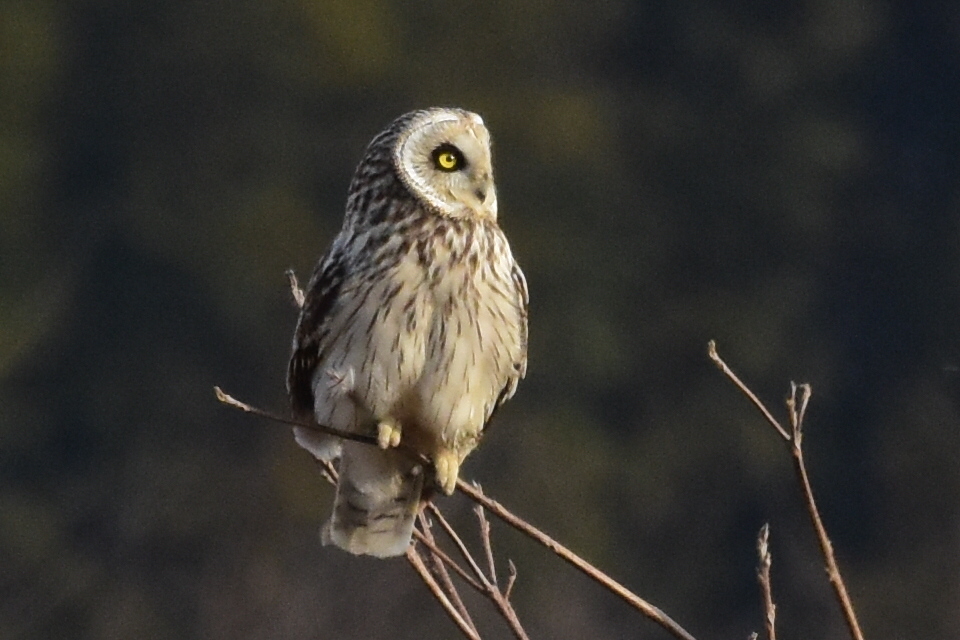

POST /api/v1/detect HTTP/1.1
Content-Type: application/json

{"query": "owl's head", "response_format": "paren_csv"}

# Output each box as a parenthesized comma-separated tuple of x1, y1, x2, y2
(388, 108, 498, 220)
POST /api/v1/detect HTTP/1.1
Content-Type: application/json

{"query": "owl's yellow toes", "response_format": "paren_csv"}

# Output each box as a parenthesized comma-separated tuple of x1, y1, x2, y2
(434, 450, 460, 495)
(377, 420, 402, 449)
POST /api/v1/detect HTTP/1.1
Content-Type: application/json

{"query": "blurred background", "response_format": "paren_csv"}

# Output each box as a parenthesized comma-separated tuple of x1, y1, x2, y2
(2, 0, 958, 638)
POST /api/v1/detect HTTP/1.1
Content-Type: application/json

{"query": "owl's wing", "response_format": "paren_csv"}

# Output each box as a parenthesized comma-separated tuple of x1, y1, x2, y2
(287, 250, 346, 417)
(485, 262, 529, 428)
(511, 261, 529, 381)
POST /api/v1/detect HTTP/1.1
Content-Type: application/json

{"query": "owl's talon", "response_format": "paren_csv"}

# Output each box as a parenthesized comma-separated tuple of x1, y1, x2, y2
(434, 450, 460, 495)
(377, 420, 402, 449)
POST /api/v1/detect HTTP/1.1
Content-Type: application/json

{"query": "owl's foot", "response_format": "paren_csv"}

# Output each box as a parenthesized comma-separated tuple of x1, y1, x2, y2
(434, 449, 460, 495)
(377, 419, 402, 449)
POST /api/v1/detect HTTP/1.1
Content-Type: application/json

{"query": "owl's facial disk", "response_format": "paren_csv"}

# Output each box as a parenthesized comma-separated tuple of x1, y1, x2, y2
(395, 111, 498, 220)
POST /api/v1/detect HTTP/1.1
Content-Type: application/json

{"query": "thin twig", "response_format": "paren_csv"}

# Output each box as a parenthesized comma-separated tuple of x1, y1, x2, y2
(406, 546, 482, 640)
(475, 505, 498, 586)
(456, 481, 698, 640)
(412, 527, 486, 594)
(428, 497, 529, 640)
(285, 268, 305, 308)
(214, 386, 380, 448)
(707, 341, 790, 441)
(789, 388, 864, 640)
(756, 523, 776, 640)
(428, 503, 489, 585)
(504, 560, 518, 600)
(790, 382, 813, 430)
(709, 341, 866, 640)
(418, 513, 478, 634)
(489, 585, 529, 640)
(471, 504, 529, 640)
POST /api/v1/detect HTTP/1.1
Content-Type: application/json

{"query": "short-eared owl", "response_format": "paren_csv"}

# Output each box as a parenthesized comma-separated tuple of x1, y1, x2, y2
(288, 108, 528, 558)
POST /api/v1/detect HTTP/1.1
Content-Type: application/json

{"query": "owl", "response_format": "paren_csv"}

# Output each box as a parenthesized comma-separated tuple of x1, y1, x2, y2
(287, 108, 528, 558)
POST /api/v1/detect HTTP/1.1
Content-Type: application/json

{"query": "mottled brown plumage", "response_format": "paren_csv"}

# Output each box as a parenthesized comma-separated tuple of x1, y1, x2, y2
(288, 108, 528, 557)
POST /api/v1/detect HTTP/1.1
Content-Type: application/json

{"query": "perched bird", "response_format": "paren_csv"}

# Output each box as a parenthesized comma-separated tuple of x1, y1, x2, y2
(287, 108, 528, 558)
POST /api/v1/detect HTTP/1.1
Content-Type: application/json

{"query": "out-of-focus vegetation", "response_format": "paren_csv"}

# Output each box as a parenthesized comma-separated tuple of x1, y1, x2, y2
(2, 0, 958, 638)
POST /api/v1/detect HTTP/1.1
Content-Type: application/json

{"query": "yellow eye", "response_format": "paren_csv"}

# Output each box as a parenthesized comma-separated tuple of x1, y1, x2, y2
(437, 152, 458, 170)
(432, 144, 464, 172)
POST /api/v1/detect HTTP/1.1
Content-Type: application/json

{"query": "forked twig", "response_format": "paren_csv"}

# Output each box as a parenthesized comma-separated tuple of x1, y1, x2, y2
(285, 268, 305, 308)
(788, 386, 864, 640)
(475, 505, 498, 586)
(427, 504, 488, 587)
(708, 340, 865, 640)
(426, 502, 528, 640)
(456, 481, 697, 640)
(416, 513, 478, 635)
(406, 546, 482, 640)
(412, 527, 485, 594)
(504, 560, 518, 601)
(469, 503, 528, 640)
(707, 342, 790, 441)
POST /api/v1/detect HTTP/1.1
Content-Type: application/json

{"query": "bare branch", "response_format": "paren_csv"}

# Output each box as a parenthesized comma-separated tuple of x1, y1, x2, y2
(417, 513, 478, 634)
(407, 545, 482, 640)
(489, 585, 529, 640)
(756, 523, 776, 640)
(426, 496, 529, 640)
(285, 268, 305, 308)
(475, 505, 498, 586)
(214, 386, 381, 448)
(709, 341, 866, 640)
(792, 426, 865, 640)
(456, 481, 698, 640)
(707, 341, 791, 441)
(504, 560, 518, 601)
(412, 527, 486, 594)
(428, 503, 489, 586)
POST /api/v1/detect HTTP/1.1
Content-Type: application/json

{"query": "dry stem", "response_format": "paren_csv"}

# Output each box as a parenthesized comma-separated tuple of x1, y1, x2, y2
(416, 513, 478, 634)
(708, 340, 866, 640)
(412, 527, 485, 594)
(456, 481, 697, 640)
(756, 523, 776, 640)
(425, 500, 528, 640)
(406, 546, 482, 640)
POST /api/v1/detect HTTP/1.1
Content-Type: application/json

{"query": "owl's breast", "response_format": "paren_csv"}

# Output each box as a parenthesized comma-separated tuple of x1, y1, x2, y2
(316, 226, 522, 445)
(410, 236, 523, 440)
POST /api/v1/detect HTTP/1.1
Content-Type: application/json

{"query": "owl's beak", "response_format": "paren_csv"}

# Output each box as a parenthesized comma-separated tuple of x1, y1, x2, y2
(481, 185, 498, 219)
(470, 172, 497, 218)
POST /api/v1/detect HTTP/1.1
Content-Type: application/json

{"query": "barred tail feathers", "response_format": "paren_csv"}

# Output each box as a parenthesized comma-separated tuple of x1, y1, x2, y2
(322, 441, 424, 558)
